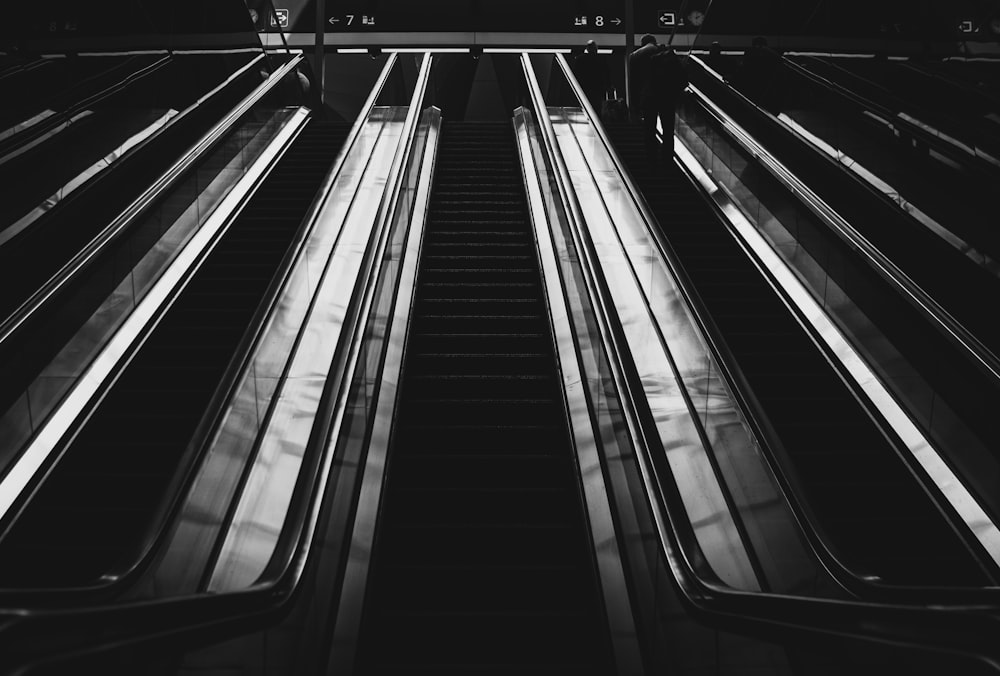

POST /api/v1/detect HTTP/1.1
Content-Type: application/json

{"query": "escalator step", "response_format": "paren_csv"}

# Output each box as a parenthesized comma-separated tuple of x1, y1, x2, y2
(356, 121, 614, 673)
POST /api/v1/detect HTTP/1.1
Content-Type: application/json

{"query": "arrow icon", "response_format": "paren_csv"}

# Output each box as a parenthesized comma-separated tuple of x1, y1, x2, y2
(328, 16, 339, 24)
(611, 17, 621, 25)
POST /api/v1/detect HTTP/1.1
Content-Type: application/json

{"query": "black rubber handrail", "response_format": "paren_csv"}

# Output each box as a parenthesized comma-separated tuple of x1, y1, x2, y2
(572, 50, 1000, 605)
(0, 55, 383, 609)
(685, 54, 1000, 580)
(688, 54, 1000, 389)
(0, 52, 272, 344)
(785, 55, 1000, 180)
(0, 52, 435, 674)
(0, 54, 174, 165)
(537, 52, 1000, 662)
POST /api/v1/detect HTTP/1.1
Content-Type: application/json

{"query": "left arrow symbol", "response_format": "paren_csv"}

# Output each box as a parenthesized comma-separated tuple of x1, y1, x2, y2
(328, 17, 340, 24)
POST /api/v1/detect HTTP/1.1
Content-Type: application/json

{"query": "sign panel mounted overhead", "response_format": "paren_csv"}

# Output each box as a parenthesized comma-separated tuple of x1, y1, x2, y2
(260, 0, 626, 34)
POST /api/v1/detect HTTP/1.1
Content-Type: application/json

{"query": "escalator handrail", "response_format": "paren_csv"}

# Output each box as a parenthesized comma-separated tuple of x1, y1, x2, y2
(530, 51, 1000, 667)
(0, 52, 269, 257)
(0, 53, 437, 671)
(0, 56, 51, 82)
(548, 51, 865, 595)
(902, 60, 1000, 112)
(0, 58, 309, 570)
(784, 55, 1000, 178)
(0, 53, 398, 607)
(562, 48, 1000, 604)
(687, 56, 1000, 580)
(0, 51, 274, 346)
(689, 54, 1000, 387)
(0, 54, 174, 166)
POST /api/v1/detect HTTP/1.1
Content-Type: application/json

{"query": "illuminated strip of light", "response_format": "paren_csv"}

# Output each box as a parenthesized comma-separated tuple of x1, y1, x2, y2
(783, 51, 877, 58)
(172, 47, 265, 55)
(674, 135, 1000, 569)
(484, 47, 573, 53)
(78, 50, 170, 56)
(393, 47, 469, 53)
(337, 48, 369, 53)
(0, 110, 94, 167)
(778, 111, 1000, 274)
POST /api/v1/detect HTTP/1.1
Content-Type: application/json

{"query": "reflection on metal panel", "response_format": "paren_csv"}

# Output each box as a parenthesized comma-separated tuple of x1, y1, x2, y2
(548, 106, 760, 592)
(673, 130, 1000, 571)
(0, 109, 179, 248)
(0, 106, 309, 523)
(206, 107, 409, 592)
(515, 106, 644, 675)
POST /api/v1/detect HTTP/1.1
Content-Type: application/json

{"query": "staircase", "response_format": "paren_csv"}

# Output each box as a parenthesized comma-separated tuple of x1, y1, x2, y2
(355, 121, 615, 674)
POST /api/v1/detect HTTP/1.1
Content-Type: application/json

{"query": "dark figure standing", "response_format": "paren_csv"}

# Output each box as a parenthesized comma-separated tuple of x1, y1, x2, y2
(736, 36, 783, 114)
(630, 35, 688, 163)
(573, 40, 609, 114)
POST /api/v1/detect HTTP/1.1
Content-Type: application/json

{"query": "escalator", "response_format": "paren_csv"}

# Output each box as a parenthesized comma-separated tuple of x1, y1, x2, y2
(692, 55, 1000, 359)
(354, 120, 616, 673)
(0, 119, 349, 588)
(0, 53, 265, 323)
(603, 123, 992, 588)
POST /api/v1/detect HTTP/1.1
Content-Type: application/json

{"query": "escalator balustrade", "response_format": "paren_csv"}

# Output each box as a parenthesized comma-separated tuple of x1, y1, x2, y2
(604, 122, 990, 588)
(0, 120, 350, 588)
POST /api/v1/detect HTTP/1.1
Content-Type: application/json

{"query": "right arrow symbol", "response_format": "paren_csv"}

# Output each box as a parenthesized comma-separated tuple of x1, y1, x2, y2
(611, 17, 622, 25)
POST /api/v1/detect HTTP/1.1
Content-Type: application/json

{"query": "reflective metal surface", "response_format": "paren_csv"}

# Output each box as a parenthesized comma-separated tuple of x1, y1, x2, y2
(515, 104, 644, 676)
(148, 54, 403, 598)
(0, 109, 179, 248)
(0, 56, 307, 487)
(547, 104, 759, 591)
(327, 105, 440, 675)
(674, 84, 1000, 570)
(206, 106, 408, 591)
(207, 53, 433, 593)
(0, 104, 310, 523)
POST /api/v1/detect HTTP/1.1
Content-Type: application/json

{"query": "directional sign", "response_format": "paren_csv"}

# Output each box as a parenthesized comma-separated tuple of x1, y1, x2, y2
(270, 8, 289, 28)
(657, 11, 675, 27)
(611, 17, 622, 25)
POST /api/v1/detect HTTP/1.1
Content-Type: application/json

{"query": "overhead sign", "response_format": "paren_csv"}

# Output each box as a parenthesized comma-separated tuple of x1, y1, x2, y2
(270, 8, 289, 28)
(657, 11, 676, 27)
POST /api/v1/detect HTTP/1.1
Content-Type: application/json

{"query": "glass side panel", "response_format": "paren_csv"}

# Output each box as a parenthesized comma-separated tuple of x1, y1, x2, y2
(0, 69, 305, 483)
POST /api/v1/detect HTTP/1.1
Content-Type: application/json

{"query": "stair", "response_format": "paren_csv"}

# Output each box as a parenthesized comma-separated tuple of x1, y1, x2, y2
(355, 121, 615, 674)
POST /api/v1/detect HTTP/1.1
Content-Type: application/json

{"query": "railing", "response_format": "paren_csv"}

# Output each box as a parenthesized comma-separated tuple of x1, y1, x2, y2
(0, 54, 173, 166)
(0, 52, 267, 251)
(680, 54, 1000, 586)
(518, 49, 1000, 670)
(792, 55, 1000, 175)
(0, 51, 439, 673)
(0, 55, 309, 549)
